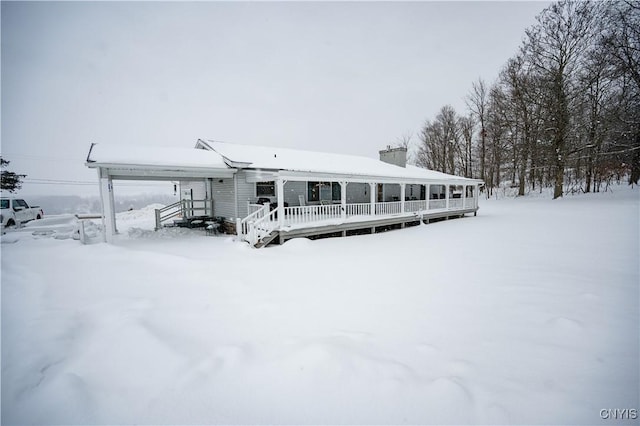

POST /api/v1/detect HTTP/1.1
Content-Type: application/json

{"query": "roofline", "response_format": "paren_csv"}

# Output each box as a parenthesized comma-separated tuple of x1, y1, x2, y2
(271, 170, 484, 185)
(85, 161, 236, 174)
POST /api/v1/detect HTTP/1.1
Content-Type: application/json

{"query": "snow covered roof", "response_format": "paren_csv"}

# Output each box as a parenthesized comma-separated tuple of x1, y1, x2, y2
(85, 141, 481, 184)
(198, 139, 480, 183)
(86, 143, 228, 170)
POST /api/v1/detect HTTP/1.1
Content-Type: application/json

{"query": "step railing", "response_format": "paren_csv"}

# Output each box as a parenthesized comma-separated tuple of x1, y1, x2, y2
(237, 204, 269, 242)
(155, 199, 213, 230)
(245, 207, 278, 246)
(155, 201, 183, 230)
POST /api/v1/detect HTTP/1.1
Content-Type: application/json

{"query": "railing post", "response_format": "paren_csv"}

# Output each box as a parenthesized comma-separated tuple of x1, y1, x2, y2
(369, 183, 376, 216)
(155, 209, 161, 231)
(276, 179, 285, 229)
(462, 185, 467, 210)
(236, 218, 242, 239)
(340, 182, 347, 221)
(446, 185, 450, 210)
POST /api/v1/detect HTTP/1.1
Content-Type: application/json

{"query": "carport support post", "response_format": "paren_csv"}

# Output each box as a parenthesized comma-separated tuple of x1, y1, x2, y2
(98, 170, 116, 243)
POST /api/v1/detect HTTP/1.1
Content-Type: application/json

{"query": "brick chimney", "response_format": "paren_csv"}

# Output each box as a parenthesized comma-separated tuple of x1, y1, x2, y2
(379, 145, 407, 168)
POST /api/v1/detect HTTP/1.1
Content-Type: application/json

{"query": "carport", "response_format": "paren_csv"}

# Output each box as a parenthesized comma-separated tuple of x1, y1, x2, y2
(85, 143, 235, 242)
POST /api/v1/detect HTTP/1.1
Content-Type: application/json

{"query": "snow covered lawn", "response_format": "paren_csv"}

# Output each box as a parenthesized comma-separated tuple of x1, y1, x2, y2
(2, 187, 638, 424)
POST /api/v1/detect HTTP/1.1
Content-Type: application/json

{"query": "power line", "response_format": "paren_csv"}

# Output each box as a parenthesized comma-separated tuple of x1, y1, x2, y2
(23, 178, 175, 187)
(1, 152, 85, 162)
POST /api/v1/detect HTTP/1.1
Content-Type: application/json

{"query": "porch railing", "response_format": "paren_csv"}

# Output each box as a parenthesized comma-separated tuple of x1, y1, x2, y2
(464, 198, 476, 209)
(346, 202, 370, 217)
(405, 200, 427, 213)
(285, 204, 342, 225)
(375, 201, 402, 215)
(238, 196, 478, 245)
(448, 199, 463, 209)
(429, 199, 446, 210)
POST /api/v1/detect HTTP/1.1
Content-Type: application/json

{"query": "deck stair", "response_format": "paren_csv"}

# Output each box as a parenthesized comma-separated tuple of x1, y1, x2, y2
(254, 231, 279, 248)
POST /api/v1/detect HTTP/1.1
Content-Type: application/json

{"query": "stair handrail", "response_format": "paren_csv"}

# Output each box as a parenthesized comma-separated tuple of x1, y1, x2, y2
(155, 201, 183, 230)
(237, 204, 269, 241)
(249, 207, 278, 246)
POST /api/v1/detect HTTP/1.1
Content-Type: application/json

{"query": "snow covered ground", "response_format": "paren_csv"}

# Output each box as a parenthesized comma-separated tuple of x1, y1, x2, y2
(2, 186, 638, 424)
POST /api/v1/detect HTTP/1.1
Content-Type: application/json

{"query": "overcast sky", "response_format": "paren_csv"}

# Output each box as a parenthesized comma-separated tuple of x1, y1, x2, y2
(2, 1, 548, 197)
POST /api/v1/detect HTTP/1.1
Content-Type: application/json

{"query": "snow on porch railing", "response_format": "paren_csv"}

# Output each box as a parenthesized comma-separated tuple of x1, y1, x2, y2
(346, 202, 370, 217)
(429, 199, 446, 210)
(374, 201, 402, 215)
(284, 204, 342, 225)
(464, 198, 476, 209)
(404, 200, 427, 213)
(449, 199, 463, 209)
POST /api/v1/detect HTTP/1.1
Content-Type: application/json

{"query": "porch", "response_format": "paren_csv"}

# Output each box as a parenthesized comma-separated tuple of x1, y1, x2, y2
(237, 193, 479, 247)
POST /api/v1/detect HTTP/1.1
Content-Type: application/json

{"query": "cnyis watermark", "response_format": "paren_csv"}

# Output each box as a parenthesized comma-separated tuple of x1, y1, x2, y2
(599, 408, 638, 420)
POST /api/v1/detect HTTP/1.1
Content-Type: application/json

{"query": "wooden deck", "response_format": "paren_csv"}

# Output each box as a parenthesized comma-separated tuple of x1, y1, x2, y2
(238, 200, 478, 247)
(276, 207, 477, 244)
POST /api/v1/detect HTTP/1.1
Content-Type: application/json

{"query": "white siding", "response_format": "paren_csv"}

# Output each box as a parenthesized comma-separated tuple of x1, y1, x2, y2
(180, 180, 206, 200)
(211, 177, 236, 220)
(235, 171, 256, 219)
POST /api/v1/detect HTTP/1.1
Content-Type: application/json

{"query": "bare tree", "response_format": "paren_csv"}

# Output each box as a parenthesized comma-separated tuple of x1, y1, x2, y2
(466, 78, 489, 184)
(524, 0, 595, 198)
(417, 106, 462, 175)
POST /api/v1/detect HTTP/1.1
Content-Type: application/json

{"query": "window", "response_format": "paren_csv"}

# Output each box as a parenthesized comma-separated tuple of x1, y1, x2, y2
(466, 186, 475, 198)
(308, 182, 341, 202)
(256, 181, 275, 197)
(14, 199, 28, 208)
(0, 199, 8, 209)
(331, 182, 341, 201)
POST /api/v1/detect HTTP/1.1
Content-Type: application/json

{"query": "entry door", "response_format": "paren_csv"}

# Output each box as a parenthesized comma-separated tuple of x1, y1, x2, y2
(377, 184, 383, 202)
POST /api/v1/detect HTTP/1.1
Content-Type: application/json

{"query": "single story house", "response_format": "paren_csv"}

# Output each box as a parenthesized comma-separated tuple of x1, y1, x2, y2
(86, 140, 484, 247)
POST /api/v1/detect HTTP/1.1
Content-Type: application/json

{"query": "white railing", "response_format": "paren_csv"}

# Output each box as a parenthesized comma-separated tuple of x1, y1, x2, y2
(248, 203, 265, 215)
(449, 199, 463, 209)
(284, 204, 342, 225)
(405, 200, 427, 213)
(429, 199, 446, 210)
(346, 203, 370, 217)
(248, 208, 278, 245)
(239, 196, 477, 244)
(464, 198, 476, 209)
(237, 204, 269, 241)
(375, 201, 402, 215)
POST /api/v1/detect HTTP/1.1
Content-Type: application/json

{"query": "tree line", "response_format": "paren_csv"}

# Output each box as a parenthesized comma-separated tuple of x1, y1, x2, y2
(414, 0, 639, 198)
